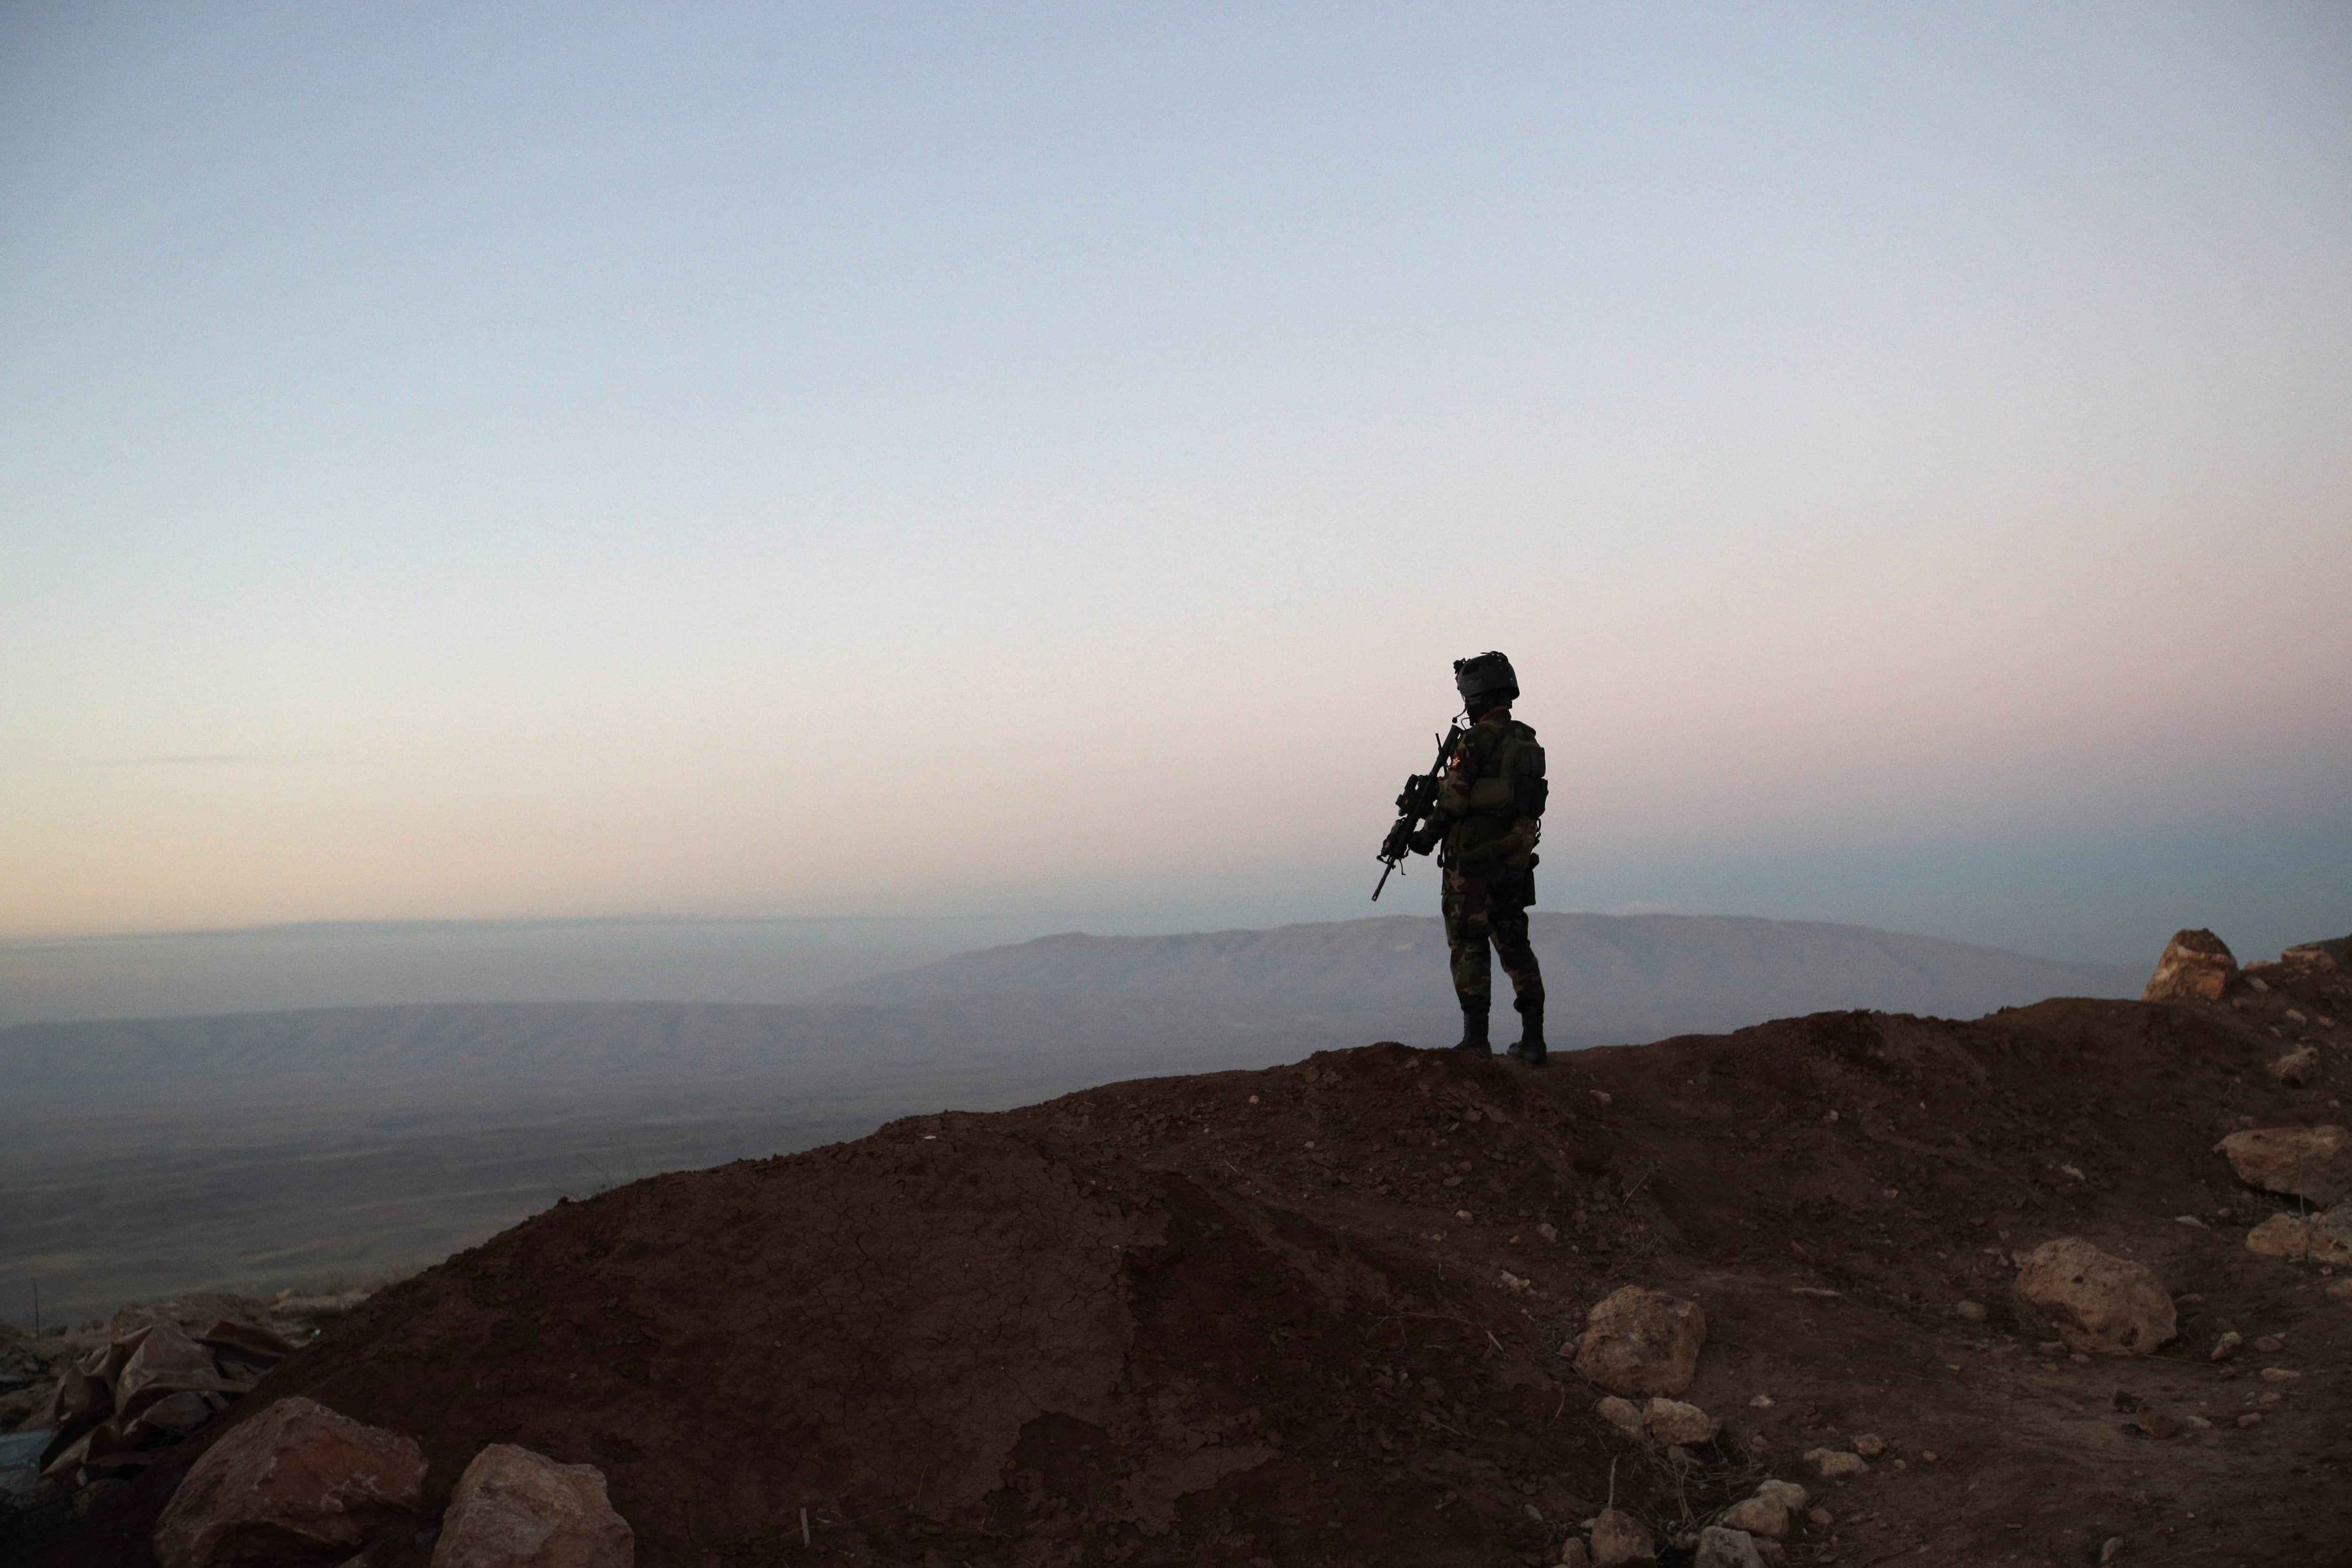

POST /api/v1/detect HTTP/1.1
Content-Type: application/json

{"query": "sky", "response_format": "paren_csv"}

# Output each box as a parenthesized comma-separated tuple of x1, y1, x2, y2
(3, 1, 2348, 973)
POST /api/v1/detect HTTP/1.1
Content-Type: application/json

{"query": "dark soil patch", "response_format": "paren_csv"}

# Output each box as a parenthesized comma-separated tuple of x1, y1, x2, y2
(36, 957, 2352, 1567)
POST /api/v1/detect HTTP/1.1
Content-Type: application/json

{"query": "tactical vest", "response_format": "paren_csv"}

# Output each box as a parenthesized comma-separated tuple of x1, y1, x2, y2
(1439, 718, 1547, 905)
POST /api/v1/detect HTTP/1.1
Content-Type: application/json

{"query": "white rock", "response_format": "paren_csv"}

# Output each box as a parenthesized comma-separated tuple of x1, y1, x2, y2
(1804, 1447, 1869, 1479)
(1754, 1480, 1808, 1512)
(1851, 1433, 1884, 1457)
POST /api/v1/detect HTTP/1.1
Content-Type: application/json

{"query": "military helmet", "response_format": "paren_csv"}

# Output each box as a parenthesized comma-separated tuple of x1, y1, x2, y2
(1453, 650, 1519, 710)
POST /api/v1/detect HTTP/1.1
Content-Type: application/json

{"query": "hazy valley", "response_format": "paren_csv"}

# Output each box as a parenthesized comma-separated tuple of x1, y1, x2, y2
(0, 911, 2140, 1327)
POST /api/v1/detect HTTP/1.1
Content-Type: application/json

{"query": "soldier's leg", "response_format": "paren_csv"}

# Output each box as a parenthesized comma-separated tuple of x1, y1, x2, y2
(1492, 904, 1546, 1067)
(1442, 873, 1494, 1053)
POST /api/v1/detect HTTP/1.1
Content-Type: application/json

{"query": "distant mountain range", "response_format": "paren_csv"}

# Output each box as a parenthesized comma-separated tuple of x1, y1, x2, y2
(2, 912, 2137, 1114)
(824, 910, 2141, 1032)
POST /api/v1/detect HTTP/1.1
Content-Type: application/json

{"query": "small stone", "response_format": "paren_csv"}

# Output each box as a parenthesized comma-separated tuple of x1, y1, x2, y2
(1720, 1496, 1789, 1538)
(1596, 1395, 1647, 1439)
(2175, 1215, 2207, 1227)
(1953, 1300, 1987, 1323)
(1569, 1286, 1707, 1396)
(1753, 1480, 1808, 1512)
(1694, 1526, 1766, 1568)
(2269, 1047, 2321, 1086)
(2287, 1009, 2308, 1024)
(1748, 1393, 1775, 1408)
(2328, 1278, 2352, 1300)
(1560, 1543, 1593, 1568)
(2100, 1538, 2124, 1564)
(2210, 1330, 2243, 1361)
(2253, 1334, 2284, 1352)
(1804, 1447, 1869, 1479)
(1538, 1223, 1560, 1243)
(1851, 1433, 1884, 1457)
(2260, 1367, 2300, 1383)
(1590, 1507, 1653, 1567)
(1807, 1508, 1834, 1528)
(2183, 1415, 2211, 1429)
(2236, 1412, 2262, 1428)
(1645, 1397, 1718, 1445)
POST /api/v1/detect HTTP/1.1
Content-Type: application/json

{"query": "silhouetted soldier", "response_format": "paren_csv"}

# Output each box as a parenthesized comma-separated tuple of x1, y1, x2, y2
(1408, 652, 1548, 1064)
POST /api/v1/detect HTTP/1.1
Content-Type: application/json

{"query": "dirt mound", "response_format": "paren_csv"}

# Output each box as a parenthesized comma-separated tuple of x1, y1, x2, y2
(35, 954, 2352, 1568)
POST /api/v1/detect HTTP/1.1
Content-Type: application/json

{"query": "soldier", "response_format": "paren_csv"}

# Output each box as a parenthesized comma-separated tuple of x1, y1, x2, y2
(1408, 652, 1548, 1064)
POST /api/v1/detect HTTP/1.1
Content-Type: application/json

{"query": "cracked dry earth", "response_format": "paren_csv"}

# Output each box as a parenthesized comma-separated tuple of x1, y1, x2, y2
(45, 956, 2352, 1568)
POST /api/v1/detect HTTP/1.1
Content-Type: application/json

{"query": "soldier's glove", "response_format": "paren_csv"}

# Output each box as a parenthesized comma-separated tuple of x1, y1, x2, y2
(1406, 823, 1443, 856)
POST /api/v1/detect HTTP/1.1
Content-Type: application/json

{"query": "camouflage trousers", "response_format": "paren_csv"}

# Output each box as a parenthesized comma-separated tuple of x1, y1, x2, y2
(1441, 869, 1543, 1013)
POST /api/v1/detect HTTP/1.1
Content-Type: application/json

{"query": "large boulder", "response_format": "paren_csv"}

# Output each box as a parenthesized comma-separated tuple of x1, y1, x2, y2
(2280, 936, 2348, 969)
(2011, 1237, 2176, 1354)
(1567, 1287, 1707, 1396)
(2144, 929, 2236, 1002)
(2217, 1126, 2352, 1204)
(153, 1397, 424, 1568)
(430, 1443, 634, 1568)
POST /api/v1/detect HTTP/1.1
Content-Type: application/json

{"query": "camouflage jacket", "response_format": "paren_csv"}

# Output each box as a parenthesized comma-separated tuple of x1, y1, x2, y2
(1431, 715, 1546, 898)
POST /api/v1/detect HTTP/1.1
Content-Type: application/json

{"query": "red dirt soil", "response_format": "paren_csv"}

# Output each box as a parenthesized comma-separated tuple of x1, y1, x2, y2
(40, 956, 2352, 1568)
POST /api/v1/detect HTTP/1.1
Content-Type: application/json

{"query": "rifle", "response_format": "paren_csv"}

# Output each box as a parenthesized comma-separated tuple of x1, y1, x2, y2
(1371, 720, 1465, 900)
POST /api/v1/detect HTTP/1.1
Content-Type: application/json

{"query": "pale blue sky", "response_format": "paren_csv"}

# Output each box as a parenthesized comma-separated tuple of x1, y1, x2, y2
(3, 2, 2347, 965)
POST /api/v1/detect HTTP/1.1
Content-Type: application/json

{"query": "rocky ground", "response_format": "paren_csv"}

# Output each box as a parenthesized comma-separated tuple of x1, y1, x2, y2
(16, 933, 2352, 1568)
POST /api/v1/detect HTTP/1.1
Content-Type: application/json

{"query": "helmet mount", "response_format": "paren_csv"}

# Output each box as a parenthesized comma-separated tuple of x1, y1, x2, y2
(1453, 651, 1519, 713)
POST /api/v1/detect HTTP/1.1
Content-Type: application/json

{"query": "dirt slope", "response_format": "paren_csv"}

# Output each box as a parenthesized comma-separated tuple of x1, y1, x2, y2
(42, 958, 2352, 1568)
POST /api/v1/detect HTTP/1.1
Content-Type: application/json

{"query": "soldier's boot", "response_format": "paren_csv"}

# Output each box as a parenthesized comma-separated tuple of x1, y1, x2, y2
(1507, 996, 1547, 1068)
(1452, 1005, 1492, 1054)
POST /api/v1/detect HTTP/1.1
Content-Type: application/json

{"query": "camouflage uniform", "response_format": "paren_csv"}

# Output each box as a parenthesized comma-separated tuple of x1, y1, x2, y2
(1428, 713, 1546, 1017)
